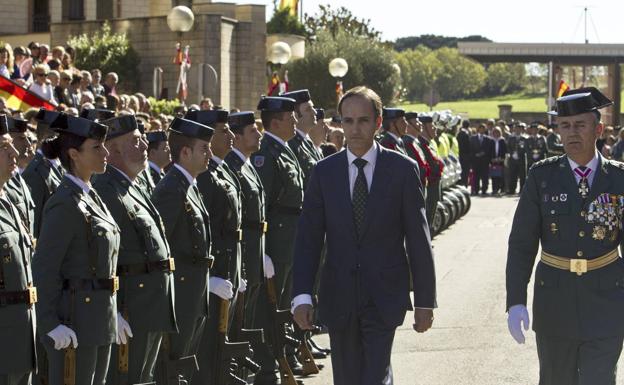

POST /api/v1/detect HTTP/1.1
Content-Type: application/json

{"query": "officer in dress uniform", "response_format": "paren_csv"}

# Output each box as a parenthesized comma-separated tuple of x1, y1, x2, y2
(133, 121, 157, 197)
(506, 122, 528, 194)
(32, 114, 121, 385)
(95, 115, 177, 385)
(378, 108, 408, 156)
(526, 122, 548, 169)
(80, 107, 115, 123)
(546, 123, 565, 157)
(506, 87, 624, 385)
(417, 115, 443, 231)
(251, 97, 304, 312)
(22, 110, 64, 238)
(184, 109, 244, 385)
(151, 117, 213, 384)
(403, 112, 430, 186)
(308, 109, 329, 158)
(146, 131, 170, 186)
(4, 117, 35, 236)
(282, 89, 322, 187)
(0, 115, 38, 385)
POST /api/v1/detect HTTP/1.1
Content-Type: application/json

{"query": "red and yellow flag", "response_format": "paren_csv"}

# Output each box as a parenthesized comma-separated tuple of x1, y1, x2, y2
(279, 0, 299, 16)
(0, 75, 55, 112)
(557, 80, 570, 98)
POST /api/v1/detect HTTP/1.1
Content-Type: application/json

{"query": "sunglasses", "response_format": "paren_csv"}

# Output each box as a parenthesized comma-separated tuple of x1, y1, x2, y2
(36, 73, 47, 77)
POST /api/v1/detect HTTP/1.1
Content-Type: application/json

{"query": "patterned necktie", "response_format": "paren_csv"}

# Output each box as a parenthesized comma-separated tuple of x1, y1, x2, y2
(352, 158, 368, 237)
(574, 166, 591, 199)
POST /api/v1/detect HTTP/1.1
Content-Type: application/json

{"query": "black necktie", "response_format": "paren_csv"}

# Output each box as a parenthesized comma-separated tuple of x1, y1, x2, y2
(352, 158, 368, 237)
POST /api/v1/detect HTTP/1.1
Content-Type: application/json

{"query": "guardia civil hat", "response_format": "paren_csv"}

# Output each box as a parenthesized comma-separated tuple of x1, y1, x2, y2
(281, 89, 311, 104)
(80, 108, 115, 122)
(146, 130, 168, 143)
(548, 87, 613, 117)
(257, 96, 296, 112)
(6, 116, 28, 133)
(51, 114, 108, 140)
(185, 109, 229, 126)
(228, 112, 256, 131)
(101, 115, 139, 140)
(169, 117, 214, 141)
(382, 108, 405, 120)
(405, 112, 419, 121)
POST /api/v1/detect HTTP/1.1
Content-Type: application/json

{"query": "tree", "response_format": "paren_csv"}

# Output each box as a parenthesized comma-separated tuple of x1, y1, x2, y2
(267, 6, 307, 36)
(285, 30, 400, 109)
(67, 22, 139, 91)
(303, 4, 381, 41)
(395, 46, 441, 101)
(484, 63, 526, 95)
(395, 34, 491, 52)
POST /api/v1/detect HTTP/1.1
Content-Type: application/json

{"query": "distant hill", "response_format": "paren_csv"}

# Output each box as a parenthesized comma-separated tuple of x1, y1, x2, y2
(394, 34, 492, 52)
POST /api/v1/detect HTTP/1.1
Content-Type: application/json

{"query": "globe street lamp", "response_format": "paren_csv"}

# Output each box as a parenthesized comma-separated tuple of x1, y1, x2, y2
(329, 58, 348, 106)
(267, 41, 292, 95)
(167, 6, 195, 104)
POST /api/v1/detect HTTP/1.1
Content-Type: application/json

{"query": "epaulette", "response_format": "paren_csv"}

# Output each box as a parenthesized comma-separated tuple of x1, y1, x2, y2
(606, 159, 624, 172)
(530, 156, 560, 170)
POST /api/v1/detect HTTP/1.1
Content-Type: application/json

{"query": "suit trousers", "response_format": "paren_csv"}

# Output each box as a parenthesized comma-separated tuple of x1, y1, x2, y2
(43, 340, 111, 385)
(0, 372, 31, 385)
(507, 160, 526, 193)
(459, 159, 470, 186)
(472, 165, 489, 194)
(328, 300, 396, 385)
(536, 334, 624, 385)
(107, 330, 163, 384)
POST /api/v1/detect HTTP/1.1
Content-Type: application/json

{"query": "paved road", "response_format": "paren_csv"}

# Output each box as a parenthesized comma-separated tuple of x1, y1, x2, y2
(296, 195, 624, 385)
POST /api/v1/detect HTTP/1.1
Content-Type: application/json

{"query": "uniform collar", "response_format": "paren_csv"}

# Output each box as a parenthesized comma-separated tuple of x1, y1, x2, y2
(387, 131, 401, 142)
(567, 151, 600, 173)
(65, 173, 91, 194)
(37, 148, 60, 166)
(211, 155, 224, 166)
(346, 142, 378, 168)
(231, 147, 247, 163)
(295, 128, 309, 140)
(148, 160, 161, 174)
(173, 163, 197, 186)
(109, 165, 134, 184)
(264, 130, 288, 148)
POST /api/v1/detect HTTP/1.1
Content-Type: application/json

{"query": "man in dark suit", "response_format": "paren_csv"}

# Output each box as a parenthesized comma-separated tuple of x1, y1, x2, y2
(470, 123, 494, 195)
(490, 126, 507, 195)
(457, 119, 471, 185)
(292, 86, 436, 385)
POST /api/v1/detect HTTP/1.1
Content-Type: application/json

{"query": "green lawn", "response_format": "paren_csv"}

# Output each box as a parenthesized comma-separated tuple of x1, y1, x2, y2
(398, 90, 624, 119)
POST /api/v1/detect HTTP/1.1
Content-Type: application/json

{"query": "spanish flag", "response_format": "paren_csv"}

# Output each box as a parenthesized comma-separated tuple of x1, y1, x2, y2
(279, 0, 299, 16)
(0, 75, 55, 112)
(556, 80, 570, 98)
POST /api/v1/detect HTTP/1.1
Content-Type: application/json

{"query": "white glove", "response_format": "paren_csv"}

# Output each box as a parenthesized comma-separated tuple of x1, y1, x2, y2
(209, 277, 234, 300)
(116, 312, 133, 345)
(507, 304, 530, 344)
(47, 324, 78, 350)
(238, 277, 247, 293)
(263, 254, 275, 279)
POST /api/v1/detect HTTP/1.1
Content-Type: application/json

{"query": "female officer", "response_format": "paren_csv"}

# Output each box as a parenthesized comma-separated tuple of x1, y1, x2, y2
(0, 114, 37, 385)
(32, 113, 121, 385)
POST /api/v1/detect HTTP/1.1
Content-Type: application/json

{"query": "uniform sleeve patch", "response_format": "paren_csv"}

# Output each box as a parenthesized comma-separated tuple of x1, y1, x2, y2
(254, 156, 265, 167)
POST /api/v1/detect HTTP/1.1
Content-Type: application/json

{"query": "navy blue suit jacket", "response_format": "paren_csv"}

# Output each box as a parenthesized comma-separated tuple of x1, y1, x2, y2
(292, 145, 436, 330)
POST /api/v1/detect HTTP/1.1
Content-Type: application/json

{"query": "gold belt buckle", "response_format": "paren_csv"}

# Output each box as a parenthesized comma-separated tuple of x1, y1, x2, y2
(27, 286, 38, 305)
(237, 229, 243, 241)
(168, 258, 176, 272)
(570, 259, 588, 276)
(262, 221, 268, 233)
(112, 276, 120, 293)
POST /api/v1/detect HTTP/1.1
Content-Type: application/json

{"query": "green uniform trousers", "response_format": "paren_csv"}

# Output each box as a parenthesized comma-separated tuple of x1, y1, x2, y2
(536, 334, 623, 385)
(107, 331, 163, 384)
(43, 341, 111, 385)
(0, 372, 31, 385)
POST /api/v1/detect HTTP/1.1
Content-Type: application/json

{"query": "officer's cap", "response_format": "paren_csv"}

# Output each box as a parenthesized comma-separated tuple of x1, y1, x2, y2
(257, 96, 296, 112)
(35, 109, 62, 128)
(418, 115, 433, 123)
(52, 114, 108, 141)
(405, 112, 419, 121)
(146, 130, 168, 143)
(315, 108, 325, 120)
(382, 108, 405, 120)
(281, 89, 311, 104)
(548, 87, 613, 117)
(7, 116, 28, 133)
(169, 117, 214, 141)
(0, 115, 8, 135)
(80, 108, 115, 122)
(102, 115, 140, 140)
(185, 109, 229, 126)
(228, 112, 256, 131)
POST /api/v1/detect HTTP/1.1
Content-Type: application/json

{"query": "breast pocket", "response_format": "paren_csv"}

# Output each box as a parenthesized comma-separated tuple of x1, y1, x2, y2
(541, 201, 569, 240)
(0, 230, 29, 290)
(90, 219, 120, 276)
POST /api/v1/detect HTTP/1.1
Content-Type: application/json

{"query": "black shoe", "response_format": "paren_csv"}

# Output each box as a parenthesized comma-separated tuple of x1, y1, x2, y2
(253, 371, 278, 385)
(306, 341, 327, 359)
(287, 359, 305, 376)
(308, 337, 331, 355)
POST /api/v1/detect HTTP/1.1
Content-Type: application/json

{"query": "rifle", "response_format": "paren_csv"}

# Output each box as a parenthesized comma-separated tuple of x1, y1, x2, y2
(63, 289, 76, 385)
(265, 277, 301, 385)
(156, 334, 200, 385)
(118, 309, 130, 380)
(229, 290, 263, 377)
(294, 326, 319, 376)
(211, 297, 256, 385)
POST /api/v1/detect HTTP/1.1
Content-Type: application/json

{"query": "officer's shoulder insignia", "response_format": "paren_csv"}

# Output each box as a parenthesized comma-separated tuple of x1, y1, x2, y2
(254, 155, 265, 168)
(530, 156, 560, 169)
(605, 159, 624, 171)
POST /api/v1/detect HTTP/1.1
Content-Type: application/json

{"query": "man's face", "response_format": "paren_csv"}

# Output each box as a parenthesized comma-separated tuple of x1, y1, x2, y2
(92, 72, 101, 84)
(406, 118, 422, 136)
(272, 111, 297, 140)
(149, 141, 171, 168)
(60, 75, 71, 88)
(423, 122, 436, 138)
(238, 123, 262, 154)
(210, 122, 234, 158)
(200, 100, 213, 111)
(9, 132, 33, 169)
(296, 101, 317, 131)
(0, 134, 18, 183)
(394, 117, 408, 136)
(188, 138, 212, 175)
(112, 130, 148, 177)
(341, 96, 381, 153)
(557, 112, 602, 157)
(477, 126, 486, 135)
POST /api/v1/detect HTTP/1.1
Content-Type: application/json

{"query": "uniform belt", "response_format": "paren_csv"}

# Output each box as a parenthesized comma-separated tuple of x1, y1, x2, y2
(540, 248, 619, 276)
(117, 258, 176, 276)
(242, 221, 268, 234)
(191, 255, 214, 269)
(63, 277, 119, 294)
(271, 205, 302, 216)
(0, 286, 37, 306)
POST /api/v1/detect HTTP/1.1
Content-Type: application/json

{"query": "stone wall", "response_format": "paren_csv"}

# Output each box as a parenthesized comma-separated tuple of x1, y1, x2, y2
(50, 3, 267, 111)
(0, 0, 29, 35)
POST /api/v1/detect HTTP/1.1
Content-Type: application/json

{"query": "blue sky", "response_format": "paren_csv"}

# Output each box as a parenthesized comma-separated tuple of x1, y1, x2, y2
(237, 0, 622, 43)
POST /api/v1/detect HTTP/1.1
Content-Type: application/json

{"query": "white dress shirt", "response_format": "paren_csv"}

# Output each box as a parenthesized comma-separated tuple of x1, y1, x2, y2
(211, 155, 224, 165)
(173, 163, 196, 186)
(567, 151, 600, 187)
(295, 129, 309, 140)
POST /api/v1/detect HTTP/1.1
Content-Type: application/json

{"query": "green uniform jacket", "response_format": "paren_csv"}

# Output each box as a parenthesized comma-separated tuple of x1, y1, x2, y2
(507, 154, 624, 339)
(5, 172, 36, 236)
(526, 135, 548, 166)
(251, 134, 303, 264)
(152, 166, 211, 321)
(148, 164, 165, 187)
(22, 152, 63, 238)
(135, 168, 156, 197)
(93, 166, 177, 333)
(546, 132, 565, 157)
(378, 131, 408, 156)
(33, 176, 120, 346)
(507, 135, 528, 164)
(0, 197, 37, 374)
(288, 132, 321, 187)
(225, 151, 266, 287)
(197, 159, 242, 284)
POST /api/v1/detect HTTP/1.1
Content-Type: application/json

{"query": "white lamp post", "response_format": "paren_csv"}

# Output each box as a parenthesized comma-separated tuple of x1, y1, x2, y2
(329, 58, 348, 105)
(267, 42, 292, 95)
